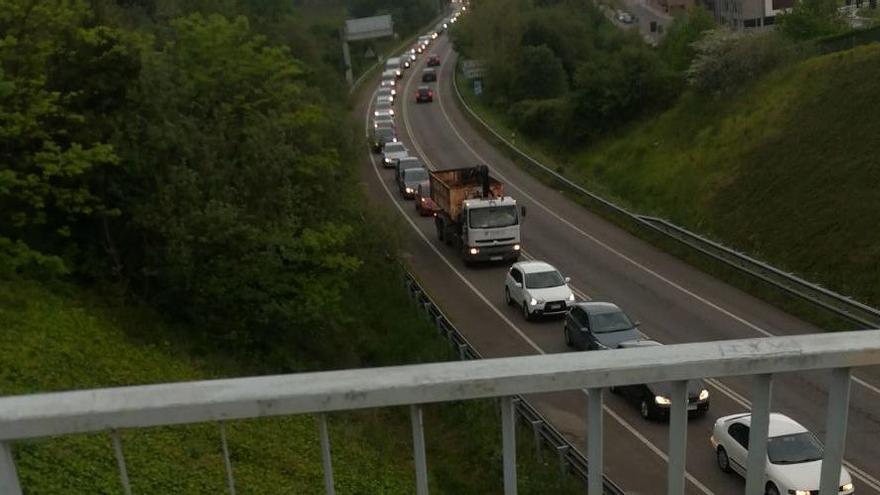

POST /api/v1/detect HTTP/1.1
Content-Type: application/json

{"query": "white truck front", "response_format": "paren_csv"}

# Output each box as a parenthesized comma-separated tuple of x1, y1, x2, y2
(461, 197, 522, 262)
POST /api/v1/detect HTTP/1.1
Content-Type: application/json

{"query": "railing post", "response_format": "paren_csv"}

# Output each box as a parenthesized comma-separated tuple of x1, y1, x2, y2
(820, 367, 851, 495)
(501, 396, 518, 495)
(530, 420, 543, 462)
(318, 414, 336, 495)
(219, 422, 236, 495)
(745, 374, 772, 495)
(587, 388, 604, 495)
(0, 442, 22, 495)
(410, 405, 429, 495)
(111, 429, 132, 495)
(666, 380, 688, 495)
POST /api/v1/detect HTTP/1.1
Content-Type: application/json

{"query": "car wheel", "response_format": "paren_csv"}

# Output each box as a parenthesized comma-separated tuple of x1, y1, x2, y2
(716, 446, 731, 473)
(505, 287, 513, 306)
(639, 399, 652, 420)
(765, 482, 780, 495)
(564, 325, 573, 347)
(522, 301, 532, 321)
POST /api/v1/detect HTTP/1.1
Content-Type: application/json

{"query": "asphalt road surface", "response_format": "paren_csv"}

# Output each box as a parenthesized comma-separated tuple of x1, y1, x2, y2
(354, 33, 880, 494)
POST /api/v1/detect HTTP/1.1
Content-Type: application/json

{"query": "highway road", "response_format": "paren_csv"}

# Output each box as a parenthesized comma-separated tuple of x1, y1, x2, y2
(355, 32, 880, 494)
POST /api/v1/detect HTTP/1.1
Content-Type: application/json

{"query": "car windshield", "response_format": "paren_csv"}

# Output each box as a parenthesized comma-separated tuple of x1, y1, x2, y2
(384, 143, 405, 153)
(376, 102, 392, 111)
(399, 159, 421, 170)
(405, 168, 428, 182)
(588, 310, 634, 333)
(767, 433, 824, 464)
(524, 270, 565, 289)
(468, 205, 518, 229)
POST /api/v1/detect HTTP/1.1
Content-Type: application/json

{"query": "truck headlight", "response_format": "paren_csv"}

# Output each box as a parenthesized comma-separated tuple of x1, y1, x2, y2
(469, 247, 479, 255)
(655, 396, 671, 406)
(792, 490, 811, 495)
(699, 389, 709, 401)
(513, 244, 521, 251)
(841, 483, 854, 492)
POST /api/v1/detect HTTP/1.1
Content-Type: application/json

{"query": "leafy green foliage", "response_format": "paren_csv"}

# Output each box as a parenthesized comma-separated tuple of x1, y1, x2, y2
(686, 30, 801, 94)
(453, 0, 675, 144)
(658, 6, 717, 71)
(779, 0, 849, 40)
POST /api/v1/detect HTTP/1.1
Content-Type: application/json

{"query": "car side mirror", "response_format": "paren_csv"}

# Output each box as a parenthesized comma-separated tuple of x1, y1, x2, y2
(520, 206, 527, 218)
(564, 276, 571, 283)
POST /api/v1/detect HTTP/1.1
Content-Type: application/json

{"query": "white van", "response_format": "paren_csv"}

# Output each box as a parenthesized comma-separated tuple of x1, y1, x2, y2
(384, 57, 402, 79)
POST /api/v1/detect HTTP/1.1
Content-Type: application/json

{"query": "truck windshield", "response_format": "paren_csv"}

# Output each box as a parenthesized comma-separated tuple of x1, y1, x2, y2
(468, 205, 518, 229)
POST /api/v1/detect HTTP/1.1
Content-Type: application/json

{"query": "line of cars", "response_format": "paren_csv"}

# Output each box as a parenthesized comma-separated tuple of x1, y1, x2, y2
(373, 6, 854, 495)
(370, 17, 445, 212)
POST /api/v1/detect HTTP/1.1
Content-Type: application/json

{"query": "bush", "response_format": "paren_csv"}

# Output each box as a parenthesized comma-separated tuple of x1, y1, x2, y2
(686, 30, 800, 94)
(778, 0, 848, 40)
(659, 6, 717, 72)
(511, 44, 568, 100)
(508, 98, 571, 138)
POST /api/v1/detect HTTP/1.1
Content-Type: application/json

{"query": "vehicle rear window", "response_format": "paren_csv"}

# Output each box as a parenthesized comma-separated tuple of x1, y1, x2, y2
(588, 311, 634, 333)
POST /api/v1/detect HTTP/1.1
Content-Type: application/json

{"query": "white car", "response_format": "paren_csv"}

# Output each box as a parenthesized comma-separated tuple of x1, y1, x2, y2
(381, 142, 409, 169)
(375, 95, 393, 107)
(711, 413, 854, 495)
(377, 87, 395, 103)
(374, 100, 394, 119)
(504, 261, 575, 321)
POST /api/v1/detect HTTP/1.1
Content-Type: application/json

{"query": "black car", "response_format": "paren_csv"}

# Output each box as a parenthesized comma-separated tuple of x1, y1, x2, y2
(416, 86, 433, 103)
(370, 126, 396, 154)
(609, 340, 710, 420)
(563, 302, 642, 350)
(427, 54, 441, 67)
(421, 68, 437, 82)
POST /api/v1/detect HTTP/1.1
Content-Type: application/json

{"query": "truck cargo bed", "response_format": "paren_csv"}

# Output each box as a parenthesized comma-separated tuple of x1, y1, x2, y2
(430, 167, 504, 222)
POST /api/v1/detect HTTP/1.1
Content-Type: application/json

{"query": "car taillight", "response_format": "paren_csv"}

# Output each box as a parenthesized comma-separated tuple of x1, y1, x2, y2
(429, 91, 433, 96)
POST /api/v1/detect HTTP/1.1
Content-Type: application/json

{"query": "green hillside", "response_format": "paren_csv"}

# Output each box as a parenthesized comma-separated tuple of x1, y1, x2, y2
(0, 278, 578, 494)
(572, 44, 880, 308)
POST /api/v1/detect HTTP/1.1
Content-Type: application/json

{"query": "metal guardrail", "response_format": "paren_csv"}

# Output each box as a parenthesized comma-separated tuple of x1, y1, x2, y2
(450, 59, 880, 330)
(403, 270, 627, 495)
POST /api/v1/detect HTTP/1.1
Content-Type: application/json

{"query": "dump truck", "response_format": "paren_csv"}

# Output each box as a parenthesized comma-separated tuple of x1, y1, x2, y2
(430, 165, 525, 263)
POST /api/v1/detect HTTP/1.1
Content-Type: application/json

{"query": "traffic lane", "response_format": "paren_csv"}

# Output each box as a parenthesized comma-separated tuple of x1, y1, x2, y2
(422, 40, 880, 488)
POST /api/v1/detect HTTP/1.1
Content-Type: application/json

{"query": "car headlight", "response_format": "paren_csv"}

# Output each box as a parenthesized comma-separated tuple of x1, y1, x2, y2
(699, 389, 709, 401)
(405, 187, 413, 193)
(841, 483, 854, 492)
(389, 109, 394, 115)
(529, 298, 538, 306)
(384, 158, 391, 163)
(469, 247, 479, 255)
(568, 293, 575, 302)
(791, 490, 811, 495)
(391, 89, 396, 95)
(513, 244, 520, 251)
(396, 70, 401, 76)
(655, 396, 672, 406)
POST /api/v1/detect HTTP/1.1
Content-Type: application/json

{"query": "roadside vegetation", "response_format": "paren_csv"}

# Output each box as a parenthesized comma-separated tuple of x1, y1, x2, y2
(451, 0, 880, 313)
(0, 0, 584, 492)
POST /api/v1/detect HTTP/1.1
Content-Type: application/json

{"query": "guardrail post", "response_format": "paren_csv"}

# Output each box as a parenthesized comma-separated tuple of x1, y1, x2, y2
(219, 421, 236, 495)
(111, 429, 132, 495)
(745, 374, 772, 495)
(318, 414, 336, 495)
(0, 442, 22, 495)
(410, 405, 429, 495)
(530, 420, 543, 461)
(458, 344, 468, 361)
(501, 396, 518, 495)
(666, 380, 688, 495)
(587, 388, 604, 495)
(556, 445, 570, 479)
(820, 367, 851, 495)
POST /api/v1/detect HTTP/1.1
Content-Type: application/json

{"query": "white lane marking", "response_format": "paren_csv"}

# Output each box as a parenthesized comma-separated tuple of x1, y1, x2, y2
(393, 53, 715, 495)
(433, 43, 880, 400)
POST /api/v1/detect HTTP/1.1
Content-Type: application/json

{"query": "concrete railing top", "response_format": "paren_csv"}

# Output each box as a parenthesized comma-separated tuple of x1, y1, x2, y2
(1, 330, 879, 441)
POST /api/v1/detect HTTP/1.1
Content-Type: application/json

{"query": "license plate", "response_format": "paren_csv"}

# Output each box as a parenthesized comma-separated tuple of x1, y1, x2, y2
(547, 304, 561, 311)
(688, 404, 698, 411)
(490, 256, 502, 261)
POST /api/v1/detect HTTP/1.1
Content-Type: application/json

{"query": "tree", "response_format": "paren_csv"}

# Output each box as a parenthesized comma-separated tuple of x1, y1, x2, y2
(778, 0, 848, 40)
(512, 44, 568, 100)
(659, 6, 717, 72)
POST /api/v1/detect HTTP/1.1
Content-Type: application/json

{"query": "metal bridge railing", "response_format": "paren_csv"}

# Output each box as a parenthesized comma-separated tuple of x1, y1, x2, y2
(1, 320, 879, 495)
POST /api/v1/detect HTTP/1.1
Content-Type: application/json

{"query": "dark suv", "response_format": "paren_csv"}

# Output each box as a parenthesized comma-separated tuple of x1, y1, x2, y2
(416, 86, 434, 103)
(427, 54, 441, 67)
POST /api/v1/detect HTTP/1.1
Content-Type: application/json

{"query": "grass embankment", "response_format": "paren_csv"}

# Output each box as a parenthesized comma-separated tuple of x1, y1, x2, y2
(458, 44, 880, 315)
(0, 276, 579, 494)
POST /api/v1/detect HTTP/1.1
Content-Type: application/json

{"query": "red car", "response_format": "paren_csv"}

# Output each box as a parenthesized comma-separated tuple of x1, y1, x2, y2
(427, 54, 441, 67)
(415, 183, 440, 216)
(416, 86, 433, 103)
